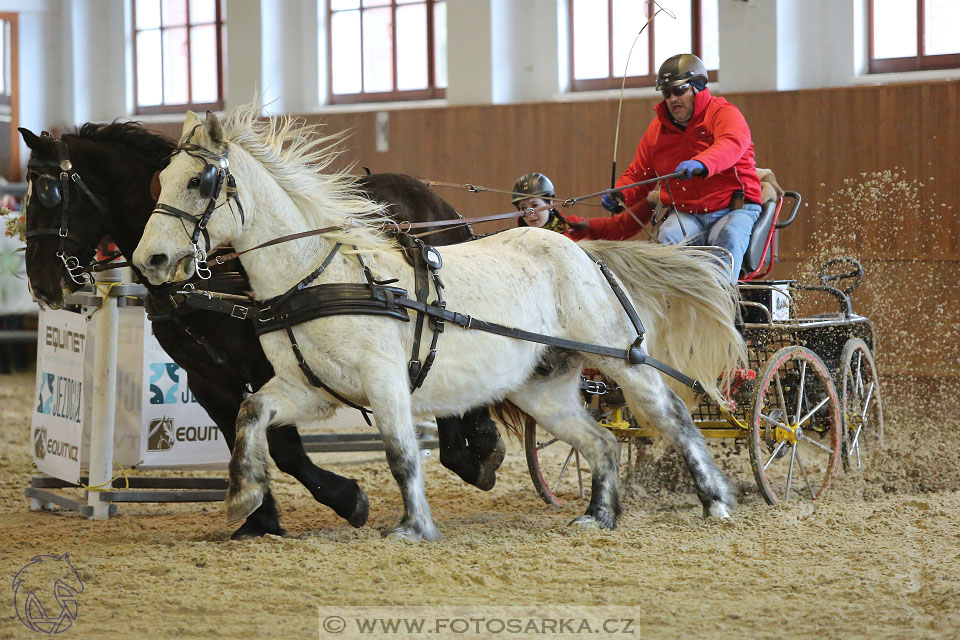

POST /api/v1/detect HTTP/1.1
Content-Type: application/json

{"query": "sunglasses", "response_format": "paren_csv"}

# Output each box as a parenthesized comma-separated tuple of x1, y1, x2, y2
(661, 83, 692, 99)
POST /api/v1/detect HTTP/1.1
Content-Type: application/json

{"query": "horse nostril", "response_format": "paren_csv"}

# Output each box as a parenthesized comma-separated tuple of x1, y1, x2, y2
(148, 253, 168, 269)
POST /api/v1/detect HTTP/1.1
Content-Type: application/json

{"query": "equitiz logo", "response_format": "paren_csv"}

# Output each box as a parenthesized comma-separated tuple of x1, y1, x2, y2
(147, 416, 175, 452)
(12, 553, 84, 634)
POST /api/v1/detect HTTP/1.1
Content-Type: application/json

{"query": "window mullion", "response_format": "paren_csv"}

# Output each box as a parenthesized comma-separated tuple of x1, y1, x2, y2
(186, 8, 193, 106)
(391, 1, 398, 94)
(917, 0, 925, 58)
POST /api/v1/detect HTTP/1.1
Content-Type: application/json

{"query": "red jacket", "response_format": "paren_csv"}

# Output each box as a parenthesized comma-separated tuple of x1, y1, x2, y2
(587, 88, 762, 240)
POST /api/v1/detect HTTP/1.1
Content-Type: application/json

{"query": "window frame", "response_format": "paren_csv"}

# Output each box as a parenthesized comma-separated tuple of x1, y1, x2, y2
(132, 0, 226, 115)
(327, 0, 446, 105)
(568, 0, 718, 92)
(868, 0, 960, 74)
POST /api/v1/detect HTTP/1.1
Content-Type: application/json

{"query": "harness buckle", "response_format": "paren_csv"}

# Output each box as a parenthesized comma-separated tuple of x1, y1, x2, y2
(231, 305, 248, 320)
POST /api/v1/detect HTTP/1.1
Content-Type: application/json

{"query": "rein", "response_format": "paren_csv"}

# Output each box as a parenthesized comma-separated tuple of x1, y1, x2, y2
(201, 172, 683, 268)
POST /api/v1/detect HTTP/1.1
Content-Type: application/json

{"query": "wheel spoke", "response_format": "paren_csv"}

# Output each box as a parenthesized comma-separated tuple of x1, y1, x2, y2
(575, 450, 585, 499)
(798, 433, 834, 454)
(785, 442, 798, 501)
(537, 437, 559, 451)
(760, 411, 791, 431)
(774, 371, 790, 426)
(860, 382, 875, 423)
(553, 447, 575, 494)
(763, 440, 787, 471)
(795, 360, 808, 424)
(794, 448, 817, 499)
(850, 423, 864, 468)
(797, 396, 830, 428)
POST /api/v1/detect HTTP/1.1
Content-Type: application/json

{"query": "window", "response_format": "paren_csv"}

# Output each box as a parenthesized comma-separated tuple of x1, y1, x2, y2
(328, 0, 446, 104)
(569, 0, 718, 92)
(869, 0, 960, 73)
(132, 0, 225, 114)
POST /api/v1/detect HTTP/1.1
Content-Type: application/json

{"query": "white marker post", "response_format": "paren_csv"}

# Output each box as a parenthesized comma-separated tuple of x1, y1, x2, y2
(86, 277, 120, 519)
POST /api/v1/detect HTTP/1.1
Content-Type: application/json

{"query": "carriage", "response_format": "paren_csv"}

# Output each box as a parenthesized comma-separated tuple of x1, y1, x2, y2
(525, 190, 884, 506)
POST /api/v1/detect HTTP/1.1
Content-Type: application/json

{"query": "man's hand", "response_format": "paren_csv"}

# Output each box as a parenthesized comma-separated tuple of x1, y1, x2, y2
(566, 219, 589, 232)
(675, 160, 707, 180)
(601, 193, 624, 213)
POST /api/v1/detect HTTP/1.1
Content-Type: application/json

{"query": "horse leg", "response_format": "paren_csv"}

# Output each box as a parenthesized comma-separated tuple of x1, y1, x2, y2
(608, 364, 734, 518)
(267, 425, 369, 527)
(366, 378, 438, 541)
(506, 366, 622, 530)
(225, 379, 304, 526)
(435, 407, 505, 491)
(187, 376, 284, 539)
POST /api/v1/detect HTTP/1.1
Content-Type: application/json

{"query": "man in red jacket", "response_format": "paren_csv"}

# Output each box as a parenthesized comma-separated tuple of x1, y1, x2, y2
(586, 53, 762, 282)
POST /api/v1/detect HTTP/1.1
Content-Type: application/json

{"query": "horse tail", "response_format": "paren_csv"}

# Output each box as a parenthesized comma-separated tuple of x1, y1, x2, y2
(579, 239, 747, 407)
(490, 400, 528, 441)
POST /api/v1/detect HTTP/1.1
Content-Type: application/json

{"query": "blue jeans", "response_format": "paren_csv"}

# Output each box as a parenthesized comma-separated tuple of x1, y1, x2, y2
(657, 204, 762, 283)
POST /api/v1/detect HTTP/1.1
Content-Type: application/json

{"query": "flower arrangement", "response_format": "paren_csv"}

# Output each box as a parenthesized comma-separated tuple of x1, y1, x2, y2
(3, 206, 26, 243)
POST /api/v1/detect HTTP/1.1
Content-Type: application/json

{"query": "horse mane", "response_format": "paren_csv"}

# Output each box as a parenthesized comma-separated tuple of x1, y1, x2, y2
(217, 103, 395, 251)
(69, 121, 175, 165)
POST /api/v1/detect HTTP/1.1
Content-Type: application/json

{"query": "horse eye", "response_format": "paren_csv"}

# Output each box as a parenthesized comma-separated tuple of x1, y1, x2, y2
(188, 176, 202, 189)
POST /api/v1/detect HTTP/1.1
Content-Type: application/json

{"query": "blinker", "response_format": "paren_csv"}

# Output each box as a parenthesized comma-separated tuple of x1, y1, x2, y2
(199, 163, 223, 200)
(35, 174, 62, 208)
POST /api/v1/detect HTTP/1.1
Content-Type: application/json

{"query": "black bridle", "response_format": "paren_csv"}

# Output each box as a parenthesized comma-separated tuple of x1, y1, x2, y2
(150, 144, 244, 280)
(25, 132, 113, 285)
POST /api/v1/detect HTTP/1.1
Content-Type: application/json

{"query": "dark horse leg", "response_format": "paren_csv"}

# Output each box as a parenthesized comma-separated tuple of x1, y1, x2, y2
(437, 407, 506, 491)
(188, 377, 369, 537)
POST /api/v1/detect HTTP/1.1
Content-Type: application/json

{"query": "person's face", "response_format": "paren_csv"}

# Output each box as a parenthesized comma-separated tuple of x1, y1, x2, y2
(663, 83, 696, 125)
(516, 196, 551, 227)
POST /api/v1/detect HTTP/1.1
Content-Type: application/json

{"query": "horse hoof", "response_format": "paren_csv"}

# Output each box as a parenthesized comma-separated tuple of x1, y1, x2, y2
(704, 500, 732, 519)
(569, 515, 601, 531)
(346, 490, 370, 528)
(382, 522, 440, 542)
(230, 521, 285, 540)
(226, 485, 265, 526)
(473, 437, 507, 491)
(570, 512, 617, 530)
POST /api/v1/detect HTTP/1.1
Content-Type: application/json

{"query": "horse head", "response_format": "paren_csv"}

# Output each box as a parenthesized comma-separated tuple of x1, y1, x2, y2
(19, 123, 174, 307)
(19, 128, 104, 307)
(134, 110, 239, 285)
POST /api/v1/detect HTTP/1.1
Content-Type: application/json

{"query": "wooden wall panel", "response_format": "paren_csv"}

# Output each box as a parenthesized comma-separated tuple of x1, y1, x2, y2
(145, 80, 960, 377)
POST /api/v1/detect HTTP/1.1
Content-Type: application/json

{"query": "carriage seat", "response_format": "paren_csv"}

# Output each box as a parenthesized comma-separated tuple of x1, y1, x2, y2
(740, 168, 784, 277)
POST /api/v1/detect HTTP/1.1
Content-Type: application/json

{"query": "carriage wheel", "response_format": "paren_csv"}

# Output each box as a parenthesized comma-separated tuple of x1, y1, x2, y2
(524, 417, 587, 507)
(748, 346, 841, 505)
(840, 338, 884, 470)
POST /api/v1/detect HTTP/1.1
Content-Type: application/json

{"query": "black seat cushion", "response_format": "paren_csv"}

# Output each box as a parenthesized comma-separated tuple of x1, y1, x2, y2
(741, 199, 779, 275)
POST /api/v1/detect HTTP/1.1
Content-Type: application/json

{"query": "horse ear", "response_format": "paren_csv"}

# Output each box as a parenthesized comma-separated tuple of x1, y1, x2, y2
(203, 111, 224, 144)
(18, 127, 41, 149)
(181, 110, 202, 142)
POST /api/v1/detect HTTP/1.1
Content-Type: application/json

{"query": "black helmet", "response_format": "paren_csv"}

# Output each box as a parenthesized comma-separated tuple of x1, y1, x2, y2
(655, 54, 708, 91)
(512, 172, 555, 205)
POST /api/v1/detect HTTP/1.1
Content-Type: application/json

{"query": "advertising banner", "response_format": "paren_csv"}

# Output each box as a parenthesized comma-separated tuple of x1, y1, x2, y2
(116, 309, 230, 468)
(31, 309, 87, 483)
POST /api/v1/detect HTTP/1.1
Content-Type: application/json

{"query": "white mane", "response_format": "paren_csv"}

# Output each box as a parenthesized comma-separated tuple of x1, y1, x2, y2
(207, 103, 398, 251)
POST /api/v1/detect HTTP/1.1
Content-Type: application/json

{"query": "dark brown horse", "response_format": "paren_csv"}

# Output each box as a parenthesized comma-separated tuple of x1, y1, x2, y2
(19, 122, 503, 539)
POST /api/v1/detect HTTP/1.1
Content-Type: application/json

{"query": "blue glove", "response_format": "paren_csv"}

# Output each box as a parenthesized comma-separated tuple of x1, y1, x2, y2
(675, 160, 707, 180)
(601, 193, 624, 213)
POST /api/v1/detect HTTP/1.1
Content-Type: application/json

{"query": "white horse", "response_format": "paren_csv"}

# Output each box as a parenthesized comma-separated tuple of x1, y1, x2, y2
(133, 106, 746, 540)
